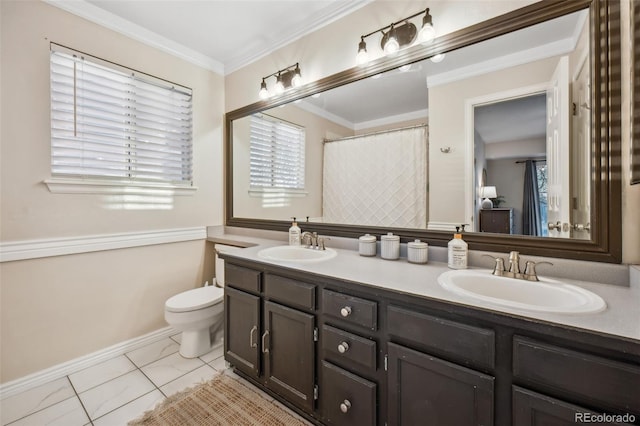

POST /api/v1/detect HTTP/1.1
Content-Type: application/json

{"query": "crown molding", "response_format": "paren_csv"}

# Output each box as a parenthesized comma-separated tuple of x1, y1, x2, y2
(44, 0, 225, 75)
(224, 0, 373, 74)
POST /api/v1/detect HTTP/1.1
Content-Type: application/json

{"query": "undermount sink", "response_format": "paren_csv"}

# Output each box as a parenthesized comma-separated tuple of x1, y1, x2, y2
(257, 245, 337, 263)
(437, 269, 606, 314)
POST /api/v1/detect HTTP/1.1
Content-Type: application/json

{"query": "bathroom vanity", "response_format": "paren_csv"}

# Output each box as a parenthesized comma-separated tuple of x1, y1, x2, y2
(220, 245, 640, 426)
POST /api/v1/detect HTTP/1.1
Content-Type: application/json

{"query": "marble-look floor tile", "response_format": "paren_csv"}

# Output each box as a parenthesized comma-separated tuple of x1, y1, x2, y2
(68, 355, 136, 393)
(159, 364, 218, 397)
(140, 352, 204, 387)
(125, 338, 179, 368)
(198, 342, 224, 364)
(93, 390, 164, 426)
(78, 369, 155, 421)
(0, 377, 76, 425)
(209, 355, 227, 371)
(6, 397, 89, 426)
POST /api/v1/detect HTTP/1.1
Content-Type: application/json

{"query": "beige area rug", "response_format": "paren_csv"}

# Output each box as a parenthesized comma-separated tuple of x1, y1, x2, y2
(128, 373, 310, 426)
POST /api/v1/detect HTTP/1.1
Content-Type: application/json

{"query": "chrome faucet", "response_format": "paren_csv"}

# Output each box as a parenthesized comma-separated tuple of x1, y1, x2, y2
(301, 231, 316, 248)
(485, 251, 553, 281)
(300, 231, 330, 250)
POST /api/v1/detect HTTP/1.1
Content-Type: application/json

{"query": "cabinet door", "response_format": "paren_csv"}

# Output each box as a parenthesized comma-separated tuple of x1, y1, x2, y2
(387, 342, 494, 426)
(322, 361, 376, 426)
(224, 286, 260, 378)
(263, 301, 316, 412)
(513, 386, 634, 426)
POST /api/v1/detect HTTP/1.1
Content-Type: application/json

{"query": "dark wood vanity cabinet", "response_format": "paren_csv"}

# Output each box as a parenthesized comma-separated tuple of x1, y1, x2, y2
(223, 258, 640, 426)
(223, 264, 317, 413)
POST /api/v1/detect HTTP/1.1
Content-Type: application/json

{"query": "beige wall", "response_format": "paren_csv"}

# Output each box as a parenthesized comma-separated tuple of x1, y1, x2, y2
(0, 1, 223, 382)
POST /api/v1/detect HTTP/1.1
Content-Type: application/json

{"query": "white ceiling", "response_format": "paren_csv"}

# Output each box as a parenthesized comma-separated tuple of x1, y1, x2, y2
(52, 0, 371, 74)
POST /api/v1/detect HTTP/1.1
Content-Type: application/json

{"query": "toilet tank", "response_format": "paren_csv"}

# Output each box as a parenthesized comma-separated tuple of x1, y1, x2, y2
(214, 244, 243, 287)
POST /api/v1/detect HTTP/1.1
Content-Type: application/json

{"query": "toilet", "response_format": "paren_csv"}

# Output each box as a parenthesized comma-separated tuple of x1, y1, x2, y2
(164, 244, 240, 358)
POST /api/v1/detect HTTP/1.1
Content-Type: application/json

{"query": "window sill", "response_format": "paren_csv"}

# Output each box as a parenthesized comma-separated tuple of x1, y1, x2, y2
(248, 188, 308, 198)
(44, 178, 198, 195)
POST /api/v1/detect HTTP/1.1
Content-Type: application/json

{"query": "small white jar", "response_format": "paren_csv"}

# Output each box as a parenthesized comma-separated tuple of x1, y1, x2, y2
(359, 234, 377, 257)
(407, 239, 429, 264)
(380, 232, 400, 260)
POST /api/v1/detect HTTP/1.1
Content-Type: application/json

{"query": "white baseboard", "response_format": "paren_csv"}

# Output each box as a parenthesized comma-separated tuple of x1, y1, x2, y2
(0, 227, 207, 262)
(0, 326, 176, 400)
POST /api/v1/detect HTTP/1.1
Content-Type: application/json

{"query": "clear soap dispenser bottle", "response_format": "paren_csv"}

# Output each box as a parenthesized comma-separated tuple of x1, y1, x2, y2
(448, 226, 468, 269)
(289, 217, 301, 246)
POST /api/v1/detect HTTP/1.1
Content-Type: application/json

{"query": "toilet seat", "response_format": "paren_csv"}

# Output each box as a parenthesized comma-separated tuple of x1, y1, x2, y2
(165, 286, 223, 313)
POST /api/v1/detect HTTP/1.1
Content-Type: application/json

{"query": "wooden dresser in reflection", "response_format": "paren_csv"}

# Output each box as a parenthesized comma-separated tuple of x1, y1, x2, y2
(479, 208, 514, 234)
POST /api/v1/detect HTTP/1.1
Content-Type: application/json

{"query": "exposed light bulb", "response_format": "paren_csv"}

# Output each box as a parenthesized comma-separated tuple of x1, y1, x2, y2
(417, 9, 435, 45)
(259, 80, 269, 99)
(399, 64, 412, 72)
(291, 65, 302, 87)
(275, 74, 284, 95)
(356, 37, 369, 65)
(430, 53, 445, 63)
(383, 26, 399, 55)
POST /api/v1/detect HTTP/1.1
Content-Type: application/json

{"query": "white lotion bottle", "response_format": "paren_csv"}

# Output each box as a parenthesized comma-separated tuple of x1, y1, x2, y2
(289, 217, 301, 246)
(447, 227, 468, 269)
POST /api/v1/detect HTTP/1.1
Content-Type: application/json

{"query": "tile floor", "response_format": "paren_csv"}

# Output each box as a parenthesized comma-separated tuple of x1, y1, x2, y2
(0, 334, 311, 426)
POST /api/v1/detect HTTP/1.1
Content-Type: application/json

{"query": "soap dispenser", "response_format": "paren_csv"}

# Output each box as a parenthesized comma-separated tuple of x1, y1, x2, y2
(289, 217, 301, 246)
(447, 226, 468, 269)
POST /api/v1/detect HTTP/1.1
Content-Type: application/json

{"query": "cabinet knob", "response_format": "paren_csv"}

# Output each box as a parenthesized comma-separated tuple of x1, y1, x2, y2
(340, 399, 352, 413)
(337, 341, 350, 353)
(340, 306, 352, 317)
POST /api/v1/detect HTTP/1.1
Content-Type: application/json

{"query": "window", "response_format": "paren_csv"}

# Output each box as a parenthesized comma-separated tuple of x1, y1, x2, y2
(48, 44, 193, 191)
(249, 114, 305, 193)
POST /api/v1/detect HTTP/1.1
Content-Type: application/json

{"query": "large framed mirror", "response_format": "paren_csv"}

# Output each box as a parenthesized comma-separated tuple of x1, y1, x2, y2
(226, 0, 621, 263)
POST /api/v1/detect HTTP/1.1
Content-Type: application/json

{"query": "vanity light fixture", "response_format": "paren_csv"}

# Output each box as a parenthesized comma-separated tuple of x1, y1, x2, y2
(356, 8, 436, 65)
(430, 53, 445, 63)
(258, 63, 302, 99)
(480, 186, 498, 209)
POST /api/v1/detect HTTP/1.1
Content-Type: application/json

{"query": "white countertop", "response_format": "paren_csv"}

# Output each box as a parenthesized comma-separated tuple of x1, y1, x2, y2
(209, 233, 640, 342)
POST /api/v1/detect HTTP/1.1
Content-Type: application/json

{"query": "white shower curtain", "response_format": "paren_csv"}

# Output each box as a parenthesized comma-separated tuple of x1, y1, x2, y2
(322, 126, 428, 228)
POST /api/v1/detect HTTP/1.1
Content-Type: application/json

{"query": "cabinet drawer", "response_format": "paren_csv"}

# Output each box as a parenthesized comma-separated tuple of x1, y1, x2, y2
(225, 264, 261, 294)
(322, 324, 376, 372)
(322, 289, 377, 330)
(513, 336, 640, 415)
(264, 274, 315, 310)
(321, 361, 376, 426)
(387, 305, 495, 370)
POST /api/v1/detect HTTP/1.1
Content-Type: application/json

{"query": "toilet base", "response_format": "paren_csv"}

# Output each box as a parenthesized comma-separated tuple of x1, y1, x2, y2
(179, 323, 224, 358)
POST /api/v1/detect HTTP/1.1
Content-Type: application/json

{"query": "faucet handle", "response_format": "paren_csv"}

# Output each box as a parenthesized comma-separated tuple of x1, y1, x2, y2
(523, 260, 553, 281)
(482, 254, 505, 276)
(318, 236, 331, 250)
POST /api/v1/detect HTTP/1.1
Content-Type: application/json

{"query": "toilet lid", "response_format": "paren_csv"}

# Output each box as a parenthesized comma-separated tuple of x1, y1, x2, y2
(165, 286, 224, 313)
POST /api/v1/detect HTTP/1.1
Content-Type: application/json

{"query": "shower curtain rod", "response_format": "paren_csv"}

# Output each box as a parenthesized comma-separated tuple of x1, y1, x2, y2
(323, 123, 428, 144)
(515, 159, 547, 164)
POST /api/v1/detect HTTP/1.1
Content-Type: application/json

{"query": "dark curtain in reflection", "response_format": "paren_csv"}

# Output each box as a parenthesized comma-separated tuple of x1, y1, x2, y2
(522, 160, 542, 236)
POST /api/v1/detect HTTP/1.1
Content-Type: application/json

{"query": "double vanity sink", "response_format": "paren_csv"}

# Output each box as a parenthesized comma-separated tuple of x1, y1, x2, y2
(257, 244, 607, 315)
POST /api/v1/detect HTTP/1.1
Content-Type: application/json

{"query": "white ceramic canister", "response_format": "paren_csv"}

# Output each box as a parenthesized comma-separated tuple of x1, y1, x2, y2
(407, 239, 429, 264)
(380, 232, 400, 260)
(359, 234, 377, 257)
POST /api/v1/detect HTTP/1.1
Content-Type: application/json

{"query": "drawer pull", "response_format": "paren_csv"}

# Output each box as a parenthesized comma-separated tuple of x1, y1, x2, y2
(340, 306, 352, 317)
(249, 325, 258, 348)
(337, 341, 350, 353)
(340, 399, 352, 413)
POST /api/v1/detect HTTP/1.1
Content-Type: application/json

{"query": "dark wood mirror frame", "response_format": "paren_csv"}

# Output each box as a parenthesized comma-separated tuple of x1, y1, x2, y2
(632, 0, 640, 185)
(225, 0, 622, 263)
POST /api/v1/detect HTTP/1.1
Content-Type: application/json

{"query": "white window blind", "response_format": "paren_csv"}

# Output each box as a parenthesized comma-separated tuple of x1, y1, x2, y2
(249, 114, 305, 190)
(49, 44, 193, 186)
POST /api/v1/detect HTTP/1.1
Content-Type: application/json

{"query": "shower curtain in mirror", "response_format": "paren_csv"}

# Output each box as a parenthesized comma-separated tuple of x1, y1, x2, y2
(522, 159, 542, 236)
(322, 126, 428, 228)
